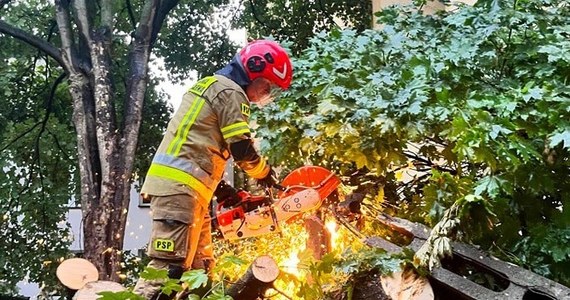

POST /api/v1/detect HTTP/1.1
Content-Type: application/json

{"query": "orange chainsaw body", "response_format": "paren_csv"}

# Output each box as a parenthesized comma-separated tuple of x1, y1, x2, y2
(215, 166, 341, 240)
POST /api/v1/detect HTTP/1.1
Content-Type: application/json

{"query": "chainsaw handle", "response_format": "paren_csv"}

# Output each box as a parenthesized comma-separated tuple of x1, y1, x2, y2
(264, 185, 282, 236)
(272, 183, 287, 191)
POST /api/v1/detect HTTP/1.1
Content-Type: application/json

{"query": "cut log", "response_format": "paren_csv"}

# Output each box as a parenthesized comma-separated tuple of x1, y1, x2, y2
(381, 268, 434, 300)
(348, 268, 434, 300)
(56, 258, 99, 290)
(226, 255, 280, 300)
(72, 281, 125, 300)
(304, 215, 331, 260)
(351, 272, 391, 300)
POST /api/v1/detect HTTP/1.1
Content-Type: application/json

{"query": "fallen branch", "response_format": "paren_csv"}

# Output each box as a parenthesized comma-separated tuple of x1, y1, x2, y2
(226, 255, 280, 300)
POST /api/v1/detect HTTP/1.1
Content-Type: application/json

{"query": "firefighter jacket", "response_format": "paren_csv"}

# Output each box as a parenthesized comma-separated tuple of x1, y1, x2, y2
(141, 75, 269, 209)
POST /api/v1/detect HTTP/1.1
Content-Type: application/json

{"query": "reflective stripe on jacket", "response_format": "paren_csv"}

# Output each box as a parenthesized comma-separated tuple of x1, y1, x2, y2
(141, 75, 266, 208)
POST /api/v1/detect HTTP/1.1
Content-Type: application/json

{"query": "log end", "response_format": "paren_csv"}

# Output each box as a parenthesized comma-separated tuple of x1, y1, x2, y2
(252, 255, 280, 283)
(381, 269, 434, 300)
(56, 258, 99, 290)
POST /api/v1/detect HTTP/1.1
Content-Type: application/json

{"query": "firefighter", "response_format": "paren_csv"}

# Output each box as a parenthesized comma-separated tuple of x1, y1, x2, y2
(133, 40, 292, 299)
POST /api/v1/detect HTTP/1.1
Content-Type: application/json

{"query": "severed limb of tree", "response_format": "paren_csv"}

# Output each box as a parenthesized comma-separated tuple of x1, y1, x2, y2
(226, 255, 281, 300)
(304, 214, 331, 260)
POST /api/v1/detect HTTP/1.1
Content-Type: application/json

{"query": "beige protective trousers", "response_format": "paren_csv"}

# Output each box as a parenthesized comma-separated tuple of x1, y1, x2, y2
(133, 192, 214, 299)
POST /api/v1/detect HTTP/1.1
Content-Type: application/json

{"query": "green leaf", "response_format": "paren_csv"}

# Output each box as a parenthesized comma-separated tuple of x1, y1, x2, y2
(317, 98, 345, 114)
(348, 149, 368, 169)
(140, 267, 169, 281)
(98, 291, 145, 300)
(161, 278, 183, 295)
(464, 194, 483, 203)
(489, 125, 512, 140)
(538, 43, 570, 63)
(187, 294, 201, 300)
(339, 123, 360, 140)
(316, 252, 337, 274)
(324, 122, 342, 137)
(180, 269, 209, 290)
(203, 288, 234, 300)
(212, 255, 247, 274)
(549, 129, 570, 148)
(474, 175, 503, 197)
(522, 87, 543, 102)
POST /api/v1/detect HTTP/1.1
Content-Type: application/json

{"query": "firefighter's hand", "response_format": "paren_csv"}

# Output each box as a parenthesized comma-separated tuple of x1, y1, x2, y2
(214, 180, 241, 208)
(257, 167, 277, 188)
(221, 194, 242, 208)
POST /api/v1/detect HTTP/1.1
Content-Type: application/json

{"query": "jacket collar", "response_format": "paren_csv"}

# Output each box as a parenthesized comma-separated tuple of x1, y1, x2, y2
(215, 54, 251, 90)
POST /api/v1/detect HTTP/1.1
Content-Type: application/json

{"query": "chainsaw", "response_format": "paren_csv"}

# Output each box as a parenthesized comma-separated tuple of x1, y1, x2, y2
(211, 166, 342, 240)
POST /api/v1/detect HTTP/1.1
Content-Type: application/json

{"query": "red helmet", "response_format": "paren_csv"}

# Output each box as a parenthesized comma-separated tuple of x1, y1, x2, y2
(239, 40, 293, 90)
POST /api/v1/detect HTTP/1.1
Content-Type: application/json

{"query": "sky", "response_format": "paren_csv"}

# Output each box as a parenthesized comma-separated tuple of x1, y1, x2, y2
(156, 28, 248, 110)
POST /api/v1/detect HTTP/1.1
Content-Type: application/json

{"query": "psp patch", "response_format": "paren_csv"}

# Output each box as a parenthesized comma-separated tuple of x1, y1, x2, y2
(241, 103, 250, 117)
(153, 239, 175, 252)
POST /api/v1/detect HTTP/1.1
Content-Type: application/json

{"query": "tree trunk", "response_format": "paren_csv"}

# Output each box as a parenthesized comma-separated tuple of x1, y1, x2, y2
(71, 74, 141, 281)
(70, 0, 168, 281)
(226, 255, 280, 300)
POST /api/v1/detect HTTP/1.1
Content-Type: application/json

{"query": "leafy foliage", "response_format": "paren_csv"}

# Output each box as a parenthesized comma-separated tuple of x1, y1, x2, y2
(0, 8, 77, 291)
(101, 225, 408, 300)
(100, 266, 227, 300)
(234, 0, 372, 54)
(154, 0, 238, 82)
(254, 0, 570, 286)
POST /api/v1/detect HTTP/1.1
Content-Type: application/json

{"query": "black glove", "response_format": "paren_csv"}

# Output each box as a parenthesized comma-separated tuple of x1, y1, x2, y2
(256, 167, 277, 188)
(214, 180, 241, 208)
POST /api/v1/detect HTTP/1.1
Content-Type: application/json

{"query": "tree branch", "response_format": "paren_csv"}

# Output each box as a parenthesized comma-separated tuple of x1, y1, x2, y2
(123, 0, 171, 141)
(43, 73, 67, 126)
(100, 0, 115, 30)
(125, 0, 138, 31)
(121, 0, 179, 211)
(0, 122, 42, 152)
(248, 0, 270, 30)
(46, 20, 58, 43)
(403, 150, 458, 175)
(150, 0, 179, 45)
(72, 0, 93, 46)
(72, 0, 94, 73)
(317, 0, 341, 29)
(47, 129, 75, 162)
(0, 20, 65, 67)
(54, 0, 78, 72)
(30, 74, 68, 224)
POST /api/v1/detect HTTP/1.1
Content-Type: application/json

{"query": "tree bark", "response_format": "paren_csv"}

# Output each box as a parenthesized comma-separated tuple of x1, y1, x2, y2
(226, 255, 280, 300)
(72, 281, 125, 300)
